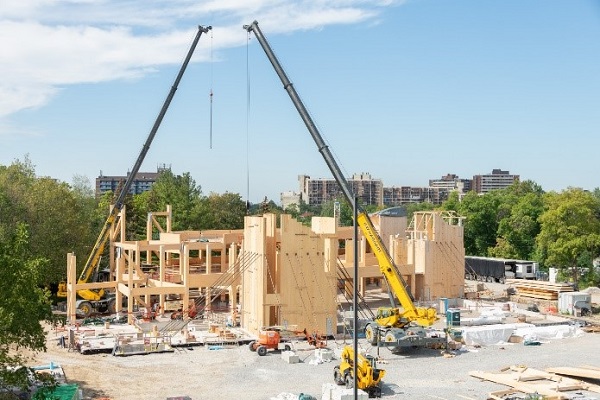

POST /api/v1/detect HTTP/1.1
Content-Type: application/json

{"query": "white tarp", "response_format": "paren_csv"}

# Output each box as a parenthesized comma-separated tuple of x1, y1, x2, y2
(513, 324, 584, 341)
(460, 323, 533, 346)
(460, 323, 584, 346)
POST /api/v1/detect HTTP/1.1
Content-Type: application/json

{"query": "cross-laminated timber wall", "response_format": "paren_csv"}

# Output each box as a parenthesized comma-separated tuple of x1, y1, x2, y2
(404, 211, 465, 300)
(240, 214, 338, 336)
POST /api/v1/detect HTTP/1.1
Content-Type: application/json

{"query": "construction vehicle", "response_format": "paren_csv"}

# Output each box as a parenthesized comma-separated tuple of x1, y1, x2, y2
(57, 25, 212, 318)
(333, 345, 385, 398)
(244, 21, 442, 350)
(248, 328, 292, 356)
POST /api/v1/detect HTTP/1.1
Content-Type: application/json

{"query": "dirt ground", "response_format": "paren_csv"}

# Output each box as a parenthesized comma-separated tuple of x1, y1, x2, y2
(22, 313, 600, 400)
(21, 283, 600, 400)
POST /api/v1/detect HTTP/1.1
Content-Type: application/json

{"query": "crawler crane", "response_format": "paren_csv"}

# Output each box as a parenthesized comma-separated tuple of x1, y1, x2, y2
(244, 21, 443, 350)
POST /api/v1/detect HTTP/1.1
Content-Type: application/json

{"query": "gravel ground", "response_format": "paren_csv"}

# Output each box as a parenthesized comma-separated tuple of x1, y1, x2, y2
(28, 322, 600, 400)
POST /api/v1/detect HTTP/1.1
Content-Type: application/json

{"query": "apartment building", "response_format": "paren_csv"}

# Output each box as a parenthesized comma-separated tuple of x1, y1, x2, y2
(472, 169, 519, 194)
(383, 186, 449, 206)
(429, 173, 472, 193)
(298, 173, 383, 207)
(95, 165, 169, 197)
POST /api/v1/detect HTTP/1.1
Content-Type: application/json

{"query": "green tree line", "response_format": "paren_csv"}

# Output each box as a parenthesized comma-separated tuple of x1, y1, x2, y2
(2, 158, 600, 289)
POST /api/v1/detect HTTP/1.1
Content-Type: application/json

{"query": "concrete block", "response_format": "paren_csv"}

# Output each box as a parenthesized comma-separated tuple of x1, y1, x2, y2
(331, 387, 369, 400)
(281, 350, 299, 364)
(315, 348, 334, 361)
(321, 383, 338, 400)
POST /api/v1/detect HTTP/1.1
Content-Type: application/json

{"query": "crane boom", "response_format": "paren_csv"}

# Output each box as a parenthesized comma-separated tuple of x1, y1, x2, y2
(61, 25, 212, 303)
(243, 21, 436, 328)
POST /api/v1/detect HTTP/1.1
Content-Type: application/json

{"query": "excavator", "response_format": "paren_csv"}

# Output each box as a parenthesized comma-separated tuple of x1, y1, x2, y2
(334, 345, 385, 398)
(57, 25, 212, 318)
(244, 21, 443, 351)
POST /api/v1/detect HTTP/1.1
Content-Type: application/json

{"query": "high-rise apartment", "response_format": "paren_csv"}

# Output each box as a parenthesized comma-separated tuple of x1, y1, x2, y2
(95, 165, 170, 197)
(472, 169, 519, 194)
(299, 173, 383, 207)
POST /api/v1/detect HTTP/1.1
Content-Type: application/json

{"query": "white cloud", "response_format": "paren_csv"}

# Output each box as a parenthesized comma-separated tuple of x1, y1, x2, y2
(0, 0, 396, 122)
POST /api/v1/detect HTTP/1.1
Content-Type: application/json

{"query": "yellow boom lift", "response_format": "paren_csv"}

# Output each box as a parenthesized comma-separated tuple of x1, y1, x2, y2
(244, 21, 443, 351)
(58, 25, 212, 318)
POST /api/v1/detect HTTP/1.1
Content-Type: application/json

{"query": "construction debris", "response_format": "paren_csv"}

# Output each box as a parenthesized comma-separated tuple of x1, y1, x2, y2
(59, 315, 254, 355)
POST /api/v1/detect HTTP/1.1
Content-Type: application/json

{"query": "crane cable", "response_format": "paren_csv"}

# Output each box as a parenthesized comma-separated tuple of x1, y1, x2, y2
(245, 31, 252, 214)
(209, 28, 214, 149)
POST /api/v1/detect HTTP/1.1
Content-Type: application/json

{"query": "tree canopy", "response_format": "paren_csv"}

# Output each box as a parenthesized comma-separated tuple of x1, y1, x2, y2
(0, 223, 54, 396)
(536, 188, 600, 286)
(1, 156, 600, 294)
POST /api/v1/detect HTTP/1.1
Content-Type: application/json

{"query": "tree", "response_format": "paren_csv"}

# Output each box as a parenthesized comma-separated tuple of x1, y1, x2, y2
(489, 181, 544, 260)
(459, 191, 503, 256)
(0, 159, 93, 285)
(284, 199, 319, 226)
(25, 178, 90, 285)
(0, 223, 55, 396)
(536, 188, 600, 287)
(320, 198, 353, 226)
(439, 191, 461, 213)
(146, 170, 204, 231)
(0, 158, 36, 237)
(202, 192, 247, 230)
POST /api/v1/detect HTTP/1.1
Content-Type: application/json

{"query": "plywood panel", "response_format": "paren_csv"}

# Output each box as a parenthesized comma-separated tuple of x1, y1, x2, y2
(278, 215, 337, 335)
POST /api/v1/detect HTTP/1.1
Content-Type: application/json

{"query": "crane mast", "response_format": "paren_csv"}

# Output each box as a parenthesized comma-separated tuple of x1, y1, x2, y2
(243, 21, 436, 329)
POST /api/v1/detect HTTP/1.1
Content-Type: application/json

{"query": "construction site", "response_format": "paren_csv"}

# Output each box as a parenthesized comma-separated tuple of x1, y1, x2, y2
(40, 204, 600, 400)
(25, 21, 600, 400)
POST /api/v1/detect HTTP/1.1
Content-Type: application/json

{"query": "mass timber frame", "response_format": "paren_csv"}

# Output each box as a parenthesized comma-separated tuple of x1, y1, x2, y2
(403, 211, 465, 300)
(66, 207, 465, 335)
(335, 211, 465, 302)
(66, 206, 244, 325)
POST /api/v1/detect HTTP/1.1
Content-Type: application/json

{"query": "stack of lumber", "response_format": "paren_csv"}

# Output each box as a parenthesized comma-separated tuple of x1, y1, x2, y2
(470, 365, 600, 399)
(506, 279, 574, 300)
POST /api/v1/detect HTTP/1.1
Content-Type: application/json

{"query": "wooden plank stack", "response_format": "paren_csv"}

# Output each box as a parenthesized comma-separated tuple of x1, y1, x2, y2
(470, 365, 600, 399)
(505, 279, 574, 300)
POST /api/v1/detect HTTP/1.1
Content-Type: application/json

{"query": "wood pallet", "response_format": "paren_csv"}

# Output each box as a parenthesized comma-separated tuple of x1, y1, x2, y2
(470, 364, 600, 399)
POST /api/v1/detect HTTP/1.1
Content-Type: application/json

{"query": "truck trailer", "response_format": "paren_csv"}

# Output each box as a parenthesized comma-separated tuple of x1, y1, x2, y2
(465, 256, 537, 284)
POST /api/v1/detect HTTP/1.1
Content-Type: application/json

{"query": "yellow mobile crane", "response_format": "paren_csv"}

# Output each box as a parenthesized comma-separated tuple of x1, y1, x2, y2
(244, 21, 442, 350)
(58, 25, 212, 318)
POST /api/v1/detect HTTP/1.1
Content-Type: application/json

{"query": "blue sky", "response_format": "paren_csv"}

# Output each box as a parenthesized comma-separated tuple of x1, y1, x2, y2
(2, 0, 599, 204)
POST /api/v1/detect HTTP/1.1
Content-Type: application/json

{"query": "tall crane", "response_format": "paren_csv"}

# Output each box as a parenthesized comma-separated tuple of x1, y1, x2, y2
(244, 21, 441, 350)
(58, 25, 212, 318)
